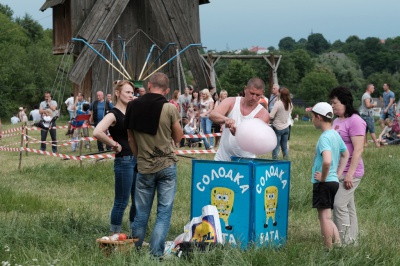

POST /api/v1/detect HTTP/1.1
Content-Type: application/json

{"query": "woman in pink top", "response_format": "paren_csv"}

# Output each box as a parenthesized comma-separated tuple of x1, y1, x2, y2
(329, 86, 366, 245)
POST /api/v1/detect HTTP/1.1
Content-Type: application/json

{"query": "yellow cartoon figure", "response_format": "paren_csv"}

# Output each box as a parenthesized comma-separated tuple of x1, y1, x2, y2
(264, 186, 278, 228)
(211, 187, 234, 230)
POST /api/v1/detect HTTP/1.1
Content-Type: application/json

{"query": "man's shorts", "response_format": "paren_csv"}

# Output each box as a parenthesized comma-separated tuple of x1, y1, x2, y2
(361, 114, 376, 133)
(312, 182, 339, 209)
(380, 108, 395, 120)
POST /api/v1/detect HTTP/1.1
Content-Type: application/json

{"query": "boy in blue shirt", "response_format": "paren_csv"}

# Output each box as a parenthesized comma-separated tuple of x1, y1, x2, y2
(311, 102, 349, 249)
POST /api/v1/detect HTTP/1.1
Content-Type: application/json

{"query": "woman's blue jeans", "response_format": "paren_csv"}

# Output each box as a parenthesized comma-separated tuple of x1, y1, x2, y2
(110, 155, 137, 233)
(272, 126, 290, 159)
(131, 164, 177, 257)
(201, 116, 214, 146)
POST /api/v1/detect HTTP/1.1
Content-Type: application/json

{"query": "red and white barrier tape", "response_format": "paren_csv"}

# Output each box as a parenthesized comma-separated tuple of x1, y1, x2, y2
(1, 133, 21, 138)
(21, 148, 81, 160)
(0, 147, 21, 152)
(1, 127, 23, 134)
(26, 125, 94, 131)
(20, 148, 115, 160)
(23, 133, 80, 146)
(183, 133, 221, 139)
(175, 149, 216, 154)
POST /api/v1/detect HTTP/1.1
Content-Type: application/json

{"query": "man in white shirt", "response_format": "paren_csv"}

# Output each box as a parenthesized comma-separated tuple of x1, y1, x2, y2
(30, 105, 41, 122)
(210, 77, 270, 161)
(11, 113, 20, 124)
(65, 93, 74, 120)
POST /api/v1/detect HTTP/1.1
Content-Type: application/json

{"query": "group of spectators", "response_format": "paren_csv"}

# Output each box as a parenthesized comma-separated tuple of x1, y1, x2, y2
(2, 75, 395, 256)
(169, 85, 229, 149)
(360, 83, 399, 147)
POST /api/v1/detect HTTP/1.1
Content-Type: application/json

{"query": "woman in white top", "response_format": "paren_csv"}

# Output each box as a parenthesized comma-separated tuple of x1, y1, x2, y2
(270, 87, 293, 159)
(200, 88, 215, 147)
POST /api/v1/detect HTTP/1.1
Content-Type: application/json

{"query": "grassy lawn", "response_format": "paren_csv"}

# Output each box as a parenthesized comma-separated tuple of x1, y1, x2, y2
(0, 120, 399, 265)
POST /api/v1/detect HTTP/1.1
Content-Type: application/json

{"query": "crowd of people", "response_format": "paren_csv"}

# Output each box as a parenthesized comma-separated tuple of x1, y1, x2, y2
(2, 75, 398, 256)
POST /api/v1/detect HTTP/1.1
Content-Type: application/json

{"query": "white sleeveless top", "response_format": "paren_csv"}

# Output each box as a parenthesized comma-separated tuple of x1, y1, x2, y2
(214, 97, 263, 161)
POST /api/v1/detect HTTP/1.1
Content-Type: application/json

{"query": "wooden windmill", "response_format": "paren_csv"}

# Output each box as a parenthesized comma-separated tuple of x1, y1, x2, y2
(40, 0, 210, 99)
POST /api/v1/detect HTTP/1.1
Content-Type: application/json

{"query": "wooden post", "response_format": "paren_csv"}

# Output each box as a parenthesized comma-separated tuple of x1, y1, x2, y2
(208, 52, 214, 89)
(18, 124, 25, 170)
(269, 53, 275, 92)
(25, 126, 29, 156)
(79, 136, 83, 168)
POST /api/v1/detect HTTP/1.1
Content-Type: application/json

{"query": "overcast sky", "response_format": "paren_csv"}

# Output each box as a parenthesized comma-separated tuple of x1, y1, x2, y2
(2, 0, 400, 51)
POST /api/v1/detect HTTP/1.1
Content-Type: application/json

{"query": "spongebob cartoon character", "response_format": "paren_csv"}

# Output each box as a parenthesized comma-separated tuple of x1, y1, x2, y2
(211, 187, 234, 230)
(264, 186, 278, 228)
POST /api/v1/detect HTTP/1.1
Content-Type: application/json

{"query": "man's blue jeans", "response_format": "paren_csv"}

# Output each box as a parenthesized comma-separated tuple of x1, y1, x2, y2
(110, 155, 137, 233)
(272, 126, 290, 159)
(200, 116, 214, 146)
(40, 126, 57, 153)
(131, 164, 177, 257)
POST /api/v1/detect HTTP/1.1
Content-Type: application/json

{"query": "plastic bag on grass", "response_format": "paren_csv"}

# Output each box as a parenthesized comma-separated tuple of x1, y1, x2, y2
(164, 205, 223, 257)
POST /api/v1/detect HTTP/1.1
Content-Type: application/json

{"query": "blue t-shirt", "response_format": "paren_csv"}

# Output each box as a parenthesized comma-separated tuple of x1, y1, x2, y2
(90, 101, 114, 123)
(383, 90, 395, 110)
(311, 129, 347, 183)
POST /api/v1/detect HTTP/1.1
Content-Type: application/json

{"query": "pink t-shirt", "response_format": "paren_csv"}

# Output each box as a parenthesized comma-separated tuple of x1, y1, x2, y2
(332, 114, 366, 178)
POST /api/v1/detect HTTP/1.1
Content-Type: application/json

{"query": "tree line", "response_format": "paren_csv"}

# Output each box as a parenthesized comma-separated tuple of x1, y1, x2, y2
(214, 33, 400, 109)
(0, 4, 60, 119)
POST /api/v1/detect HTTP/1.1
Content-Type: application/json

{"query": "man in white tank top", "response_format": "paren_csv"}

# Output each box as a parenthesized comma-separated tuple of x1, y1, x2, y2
(210, 78, 270, 161)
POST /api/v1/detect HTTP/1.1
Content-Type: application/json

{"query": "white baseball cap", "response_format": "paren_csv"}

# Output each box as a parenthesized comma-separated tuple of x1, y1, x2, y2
(312, 102, 333, 119)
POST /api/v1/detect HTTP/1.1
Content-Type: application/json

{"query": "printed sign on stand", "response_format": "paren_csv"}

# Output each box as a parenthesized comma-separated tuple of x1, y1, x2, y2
(191, 160, 253, 248)
(192, 158, 291, 249)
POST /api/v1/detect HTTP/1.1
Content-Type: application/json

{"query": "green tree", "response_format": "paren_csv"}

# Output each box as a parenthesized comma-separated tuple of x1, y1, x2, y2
(219, 60, 256, 96)
(276, 52, 299, 93)
(15, 13, 43, 42)
(306, 33, 330, 55)
(0, 3, 13, 20)
(297, 71, 339, 105)
(315, 53, 364, 91)
(0, 13, 29, 44)
(331, 39, 344, 51)
(0, 10, 60, 118)
(278, 37, 297, 51)
(291, 49, 314, 80)
(367, 71, 400, 99)
(384, 37, 400, 73)
(297, 38, 307, 49)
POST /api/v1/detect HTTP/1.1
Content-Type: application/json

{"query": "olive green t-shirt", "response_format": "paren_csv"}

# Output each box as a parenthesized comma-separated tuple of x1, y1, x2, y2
(134, 103, 180, 174)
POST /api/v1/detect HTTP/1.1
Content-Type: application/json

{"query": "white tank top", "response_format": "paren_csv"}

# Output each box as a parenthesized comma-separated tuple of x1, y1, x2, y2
(214, 97, 263, 161)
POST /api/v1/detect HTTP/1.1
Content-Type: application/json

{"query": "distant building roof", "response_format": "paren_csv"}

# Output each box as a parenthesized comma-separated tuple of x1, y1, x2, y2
(249, 46, 269, 54)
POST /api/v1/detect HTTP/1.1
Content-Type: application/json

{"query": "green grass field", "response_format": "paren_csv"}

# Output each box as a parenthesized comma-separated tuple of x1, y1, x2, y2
(0, 120, 399, 265)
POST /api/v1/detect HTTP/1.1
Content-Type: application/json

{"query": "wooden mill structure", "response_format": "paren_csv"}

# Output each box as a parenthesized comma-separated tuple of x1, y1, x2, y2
(40, 0, 210, 99)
